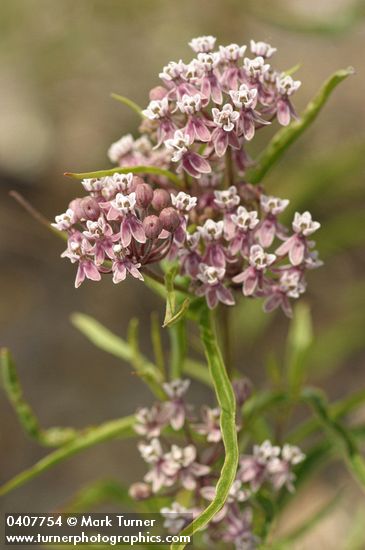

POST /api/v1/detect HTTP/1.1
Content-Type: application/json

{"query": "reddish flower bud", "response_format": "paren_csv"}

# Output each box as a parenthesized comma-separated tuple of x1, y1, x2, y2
(69, 197, 100, 221)
(152, 189, 171, 211)
(149, 86, 168, 100)
(129, 482, 152, 500)
(143, 215, 162, 239)
(132, 175, 145, 188)
(159, 207, 180, 232)
(135, 183, 153, 209)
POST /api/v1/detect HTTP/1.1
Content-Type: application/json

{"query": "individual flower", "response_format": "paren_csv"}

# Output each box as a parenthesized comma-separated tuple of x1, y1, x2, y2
(275, 74, 301, 126)
(214, 186, 240, 210)
(189, 35, 217, 53)
(166, 444, 210, 490)
(229, 85, 270, 140)
(134, 404, 170, 439)
(163, 379, 190, 431)
(250, 40, 277, 58)
(166, 130, 211, 177)
(263, 270, 306, 317)
(111, 245, 144, 284)
(138, 438, 180, 493)
(196, 264, 235, 309)
(233, 245, 276, 296)
(61, 233, 101, 288)
(161, 502, 199, 535)
(107, 134, 134, 163)
(276, 211, 320, 265)
(211, 104, 240, 156)
(194, 406, 221, 442)
(52, 208, 75, 231)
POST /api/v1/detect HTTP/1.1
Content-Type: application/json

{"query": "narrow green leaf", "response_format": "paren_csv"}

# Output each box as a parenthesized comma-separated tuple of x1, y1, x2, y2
(248, 67, 354, 183)
(0, 349, 76, 447)
(286, 302, 313, 395)
(289, 388, 365, 443)
(62, 479, 134, 513)
(72, 313, 165, 399)
(128, 318, 166, 399)
(0, 415, 136, 497)
(71, 313, 133, 362)
(171, 307, 239, 549)
(110, 93, 144, 117)
(65, 165, 182, 187)
(168, 320, 187, 380)
(163, 267, 190, 328)
(284, 63, 301, 76)
(150, 312, 166, 377)
(183, 358, 212, 387)
(272, 492, 341, 549)
(163, 298, 190, 328)
(302, 387, 365, 491)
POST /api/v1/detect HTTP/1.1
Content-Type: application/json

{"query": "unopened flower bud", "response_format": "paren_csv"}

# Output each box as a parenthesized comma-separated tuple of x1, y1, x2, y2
(69, 197, 100, 221)
(135, 183, 153, 208)
(233, 378, 252, 407)
(159, 207, 180, 232)
(149, 86, 168, 100)
(129, 482, 152, 500)
(143, 215, 162, 239)
(152, 189, 171, 211)
(132, 175, 145, 188)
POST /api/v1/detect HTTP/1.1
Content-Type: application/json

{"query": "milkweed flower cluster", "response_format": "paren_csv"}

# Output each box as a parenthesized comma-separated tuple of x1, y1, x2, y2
(54, 36, 321, 316)
(129, 379, 305, 549)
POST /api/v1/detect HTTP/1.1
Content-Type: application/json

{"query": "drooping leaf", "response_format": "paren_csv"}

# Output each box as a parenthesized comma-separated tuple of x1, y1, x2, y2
(183, 358, 212, 387)
(71, 313, 133, 362)
(271, 492, 341, 550)
(289, 387, 365, 443)
(0, 349, 76, 447)
(62, 479, 134, 513)
(110, 93, 144, 117)
(71, 313, 165, 399)
(302, 387, 365, 491)
(248, 67, 354, 183)
(171, 307, 239, 549)
(127, 318, 166, 399)
(285, 302, 313, 395)
(163, 267, 190, 328)
(65, 165, 182, 187)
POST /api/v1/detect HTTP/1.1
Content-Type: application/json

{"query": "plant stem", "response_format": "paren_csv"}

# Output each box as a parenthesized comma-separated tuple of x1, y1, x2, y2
(225, 147, 234, 188)
(171, 306, 238, 549)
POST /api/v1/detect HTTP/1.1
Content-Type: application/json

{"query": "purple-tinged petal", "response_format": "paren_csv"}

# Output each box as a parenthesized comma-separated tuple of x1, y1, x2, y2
(217, 285, 235, 306)
(188, 152, 211, 174)
(83, 260, 102, 282)
(120, 218, 132, 247)
(258, 219, 276, 248)
(206, 287, 219, 309)
(277, 99, 291, 126)
(289, 238, 305, 265)
(129, 216, 147, 244)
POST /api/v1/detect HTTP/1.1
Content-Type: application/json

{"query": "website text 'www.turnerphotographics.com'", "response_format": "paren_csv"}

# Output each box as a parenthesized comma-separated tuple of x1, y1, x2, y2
(4, 513, 192, 546)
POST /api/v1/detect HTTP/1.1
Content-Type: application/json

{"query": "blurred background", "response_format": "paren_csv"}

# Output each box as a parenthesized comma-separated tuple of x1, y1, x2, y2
(0, 1, 364, 548)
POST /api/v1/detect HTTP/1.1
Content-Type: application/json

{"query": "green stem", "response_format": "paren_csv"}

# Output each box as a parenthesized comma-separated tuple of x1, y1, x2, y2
(171, 306, 239, 549)
(169, 320, 186, 380)
(224, 147, 234, 188)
